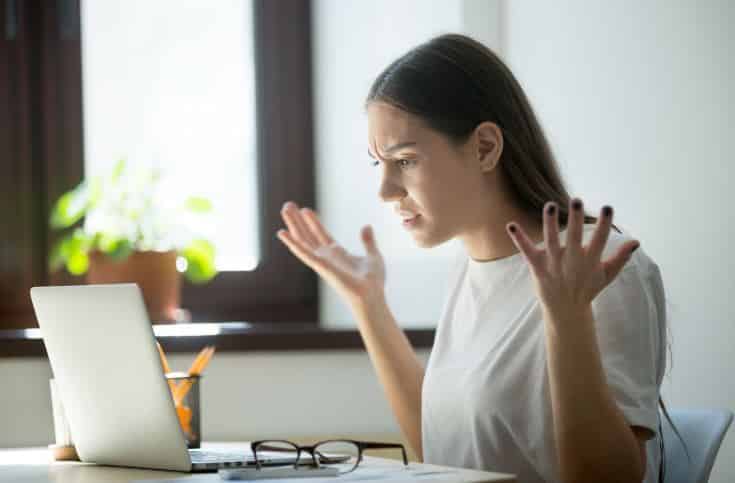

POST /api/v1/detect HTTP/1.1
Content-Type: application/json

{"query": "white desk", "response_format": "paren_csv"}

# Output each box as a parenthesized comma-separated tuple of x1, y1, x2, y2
(0, 442, 516, 483)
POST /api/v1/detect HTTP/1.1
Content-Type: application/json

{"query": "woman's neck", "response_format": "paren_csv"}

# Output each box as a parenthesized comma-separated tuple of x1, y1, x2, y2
(460, 209, 544, 262)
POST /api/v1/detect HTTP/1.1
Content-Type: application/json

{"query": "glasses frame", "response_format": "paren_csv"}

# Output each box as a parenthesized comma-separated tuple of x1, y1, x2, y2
(251, 439, 409, 473)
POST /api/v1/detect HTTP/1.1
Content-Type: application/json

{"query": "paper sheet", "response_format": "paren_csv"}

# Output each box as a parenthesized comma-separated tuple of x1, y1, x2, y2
(133, 467, 463, 483)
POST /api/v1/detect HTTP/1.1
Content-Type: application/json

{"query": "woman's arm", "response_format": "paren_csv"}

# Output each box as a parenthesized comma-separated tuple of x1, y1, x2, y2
(352, 293, 426, 461)
(274, 204, 424, 459)
(543, 305, 646, 483)
(504, 198, 648, 482)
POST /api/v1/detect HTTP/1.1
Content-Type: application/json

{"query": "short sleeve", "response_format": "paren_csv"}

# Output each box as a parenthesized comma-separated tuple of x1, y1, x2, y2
(591, 262, 664, 433)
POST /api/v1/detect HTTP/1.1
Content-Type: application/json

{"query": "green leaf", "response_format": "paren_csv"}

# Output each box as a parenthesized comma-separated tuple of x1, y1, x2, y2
(49, 234, 74, 272)
(49, 228, 92, 276)
(111, 159, 126, 184)
(107, 239, 134, 262)
(87, 176, 104, 209)
(181, 239, 217, 284)
(71, 227, 94, 252)
(92, 233, 133, 261)
(184, 196, 212, 213)
(50, 182, 89, 229)
(66, 250, 89, 276)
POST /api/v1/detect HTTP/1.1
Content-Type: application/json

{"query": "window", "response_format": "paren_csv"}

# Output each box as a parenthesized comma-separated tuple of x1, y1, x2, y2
(0, 0, 317, 329)
(81, 0, 260, 272)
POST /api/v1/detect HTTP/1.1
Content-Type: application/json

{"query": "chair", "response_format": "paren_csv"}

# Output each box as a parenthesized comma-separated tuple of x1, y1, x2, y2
(661, 408, 733, 483)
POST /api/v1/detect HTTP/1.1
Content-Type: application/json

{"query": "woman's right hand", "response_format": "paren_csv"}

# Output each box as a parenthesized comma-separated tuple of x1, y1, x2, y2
(276, 201, 386, 309)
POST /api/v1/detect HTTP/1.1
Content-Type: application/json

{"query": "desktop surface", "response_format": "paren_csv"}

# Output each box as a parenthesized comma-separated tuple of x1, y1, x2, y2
(0, 442, 516, 483)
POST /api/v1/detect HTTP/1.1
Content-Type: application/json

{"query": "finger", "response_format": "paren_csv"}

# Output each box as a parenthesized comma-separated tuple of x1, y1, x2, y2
(587, 205, 613, 262)
(602, 240, 640, 284)
(277, 229, 352, 289)
(301, 207, 335, 246)
(361, 225, 381, 256)
(276, 228, 321, 270)
(281, 202, 318, 249)
(507, 222, 543, 271)
(543, 202, 562, 261)
(567, 197, 585, 253)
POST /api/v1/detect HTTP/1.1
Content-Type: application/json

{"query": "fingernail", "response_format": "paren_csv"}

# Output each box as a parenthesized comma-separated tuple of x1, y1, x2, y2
(602, 206, 612, 217)
(572, 200, 582, 211)
(547, 204, 556, 216)
(508, 224, 517, 233)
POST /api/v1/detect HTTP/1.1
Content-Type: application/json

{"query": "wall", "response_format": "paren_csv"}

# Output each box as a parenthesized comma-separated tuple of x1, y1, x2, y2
(311, 0, 498, 328)
(4, 1, 733, 481)
(0, 0, 491, 450)
(499, 1, 735, 480)
(0, 350, 429, 448)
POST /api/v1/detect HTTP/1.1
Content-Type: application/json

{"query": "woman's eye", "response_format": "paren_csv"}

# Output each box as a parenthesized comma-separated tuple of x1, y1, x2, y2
(370, 158, 413, 168)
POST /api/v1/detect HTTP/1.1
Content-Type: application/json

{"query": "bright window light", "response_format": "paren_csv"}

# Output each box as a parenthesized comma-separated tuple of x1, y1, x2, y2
(81, 0, 259, 271)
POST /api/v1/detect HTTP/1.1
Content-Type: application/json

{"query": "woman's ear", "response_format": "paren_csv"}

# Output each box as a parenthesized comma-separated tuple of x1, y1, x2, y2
(475, 122, 503, 173)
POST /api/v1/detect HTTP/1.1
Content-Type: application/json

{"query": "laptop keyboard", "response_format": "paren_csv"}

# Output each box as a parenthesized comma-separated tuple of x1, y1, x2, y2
(189, 449, 250, 464)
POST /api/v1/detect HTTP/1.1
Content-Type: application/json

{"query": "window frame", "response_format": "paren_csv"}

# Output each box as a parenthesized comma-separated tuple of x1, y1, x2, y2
(0, 0, 318, 329)
(180, 0, 318, 323)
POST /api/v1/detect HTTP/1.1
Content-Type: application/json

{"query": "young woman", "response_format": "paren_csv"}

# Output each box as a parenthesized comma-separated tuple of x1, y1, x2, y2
(276, 34, 669, 483)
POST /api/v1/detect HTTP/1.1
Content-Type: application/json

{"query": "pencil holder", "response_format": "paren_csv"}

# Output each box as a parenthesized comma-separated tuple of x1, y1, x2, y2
(166, 372, 202, 449)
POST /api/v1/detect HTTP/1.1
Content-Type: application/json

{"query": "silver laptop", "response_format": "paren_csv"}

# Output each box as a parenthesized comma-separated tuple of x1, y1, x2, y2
(30, 283, 301, 472)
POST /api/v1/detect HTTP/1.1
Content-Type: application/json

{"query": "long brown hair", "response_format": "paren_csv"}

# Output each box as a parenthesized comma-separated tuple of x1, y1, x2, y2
(366, 33, 603, 232)
(367, 33, 682, 482)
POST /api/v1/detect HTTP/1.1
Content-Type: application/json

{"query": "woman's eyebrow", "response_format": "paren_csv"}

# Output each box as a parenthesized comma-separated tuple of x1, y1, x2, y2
(368, 141, 417, 159)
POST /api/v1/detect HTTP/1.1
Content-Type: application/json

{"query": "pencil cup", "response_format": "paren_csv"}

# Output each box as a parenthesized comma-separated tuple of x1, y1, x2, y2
(166, 372, 202, 449)
(49, 378, 79, 461)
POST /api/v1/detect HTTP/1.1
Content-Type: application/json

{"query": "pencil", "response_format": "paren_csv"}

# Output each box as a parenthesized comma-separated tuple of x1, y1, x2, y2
(157, 341, 178, 394)
(174, 346, 216, 405)
(186, 346, 211, 376)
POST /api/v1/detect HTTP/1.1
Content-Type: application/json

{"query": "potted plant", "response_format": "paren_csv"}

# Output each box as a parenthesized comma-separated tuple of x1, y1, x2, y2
(48, 159, 218, 323)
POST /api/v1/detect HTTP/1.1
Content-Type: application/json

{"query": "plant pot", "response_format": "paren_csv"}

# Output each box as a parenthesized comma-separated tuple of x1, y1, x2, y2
(86, 250, 181, 324)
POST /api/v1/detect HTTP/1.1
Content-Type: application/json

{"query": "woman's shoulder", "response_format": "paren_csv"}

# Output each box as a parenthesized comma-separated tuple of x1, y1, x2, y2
(581, 223, 659, 277)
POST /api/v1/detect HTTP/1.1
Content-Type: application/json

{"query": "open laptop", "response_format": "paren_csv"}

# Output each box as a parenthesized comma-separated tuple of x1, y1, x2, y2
(30, 283, 303, 472)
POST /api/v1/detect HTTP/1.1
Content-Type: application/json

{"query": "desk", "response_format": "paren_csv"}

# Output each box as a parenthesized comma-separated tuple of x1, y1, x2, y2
(0, 442, 516, 483)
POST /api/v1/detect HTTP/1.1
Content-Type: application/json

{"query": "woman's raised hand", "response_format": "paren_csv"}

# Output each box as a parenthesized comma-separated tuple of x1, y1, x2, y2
(276, 202, 386, 308)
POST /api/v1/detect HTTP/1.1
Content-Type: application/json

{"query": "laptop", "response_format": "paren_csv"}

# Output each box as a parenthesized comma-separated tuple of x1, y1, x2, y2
(30, 283, 303, 472)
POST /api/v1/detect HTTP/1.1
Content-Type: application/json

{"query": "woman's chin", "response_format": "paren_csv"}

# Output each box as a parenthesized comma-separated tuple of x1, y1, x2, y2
(410, 225, 453, 249)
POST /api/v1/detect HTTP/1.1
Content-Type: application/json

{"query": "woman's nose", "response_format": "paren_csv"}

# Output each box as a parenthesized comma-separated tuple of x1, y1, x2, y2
(379, 176, 407, 203)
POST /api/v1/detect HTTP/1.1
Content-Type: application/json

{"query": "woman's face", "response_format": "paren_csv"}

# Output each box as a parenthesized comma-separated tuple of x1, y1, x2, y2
(367, 102, 495, 248)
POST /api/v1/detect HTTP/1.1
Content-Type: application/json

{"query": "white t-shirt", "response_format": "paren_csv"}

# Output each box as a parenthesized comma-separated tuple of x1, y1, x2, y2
(422, 224, 666, 483)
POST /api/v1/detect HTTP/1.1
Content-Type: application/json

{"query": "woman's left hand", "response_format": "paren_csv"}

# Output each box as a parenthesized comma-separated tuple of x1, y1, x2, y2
(506, 198, 640, 323)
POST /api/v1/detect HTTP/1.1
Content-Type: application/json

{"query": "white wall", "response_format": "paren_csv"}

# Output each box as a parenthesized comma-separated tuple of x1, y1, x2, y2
(0, 350, 430, 448)
(4, 1, 733, 481)
(312, 0, 498, 329)
(499, 1, 735, 481)
(0, 0, 488, 452)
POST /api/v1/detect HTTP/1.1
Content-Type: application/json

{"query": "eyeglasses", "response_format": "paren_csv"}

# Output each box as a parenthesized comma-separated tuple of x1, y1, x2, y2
(251, 439, 409, 474)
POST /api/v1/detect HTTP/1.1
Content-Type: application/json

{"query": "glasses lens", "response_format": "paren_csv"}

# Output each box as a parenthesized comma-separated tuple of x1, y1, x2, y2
(313, 441, 360, 473)
(253, 440, 302, 466)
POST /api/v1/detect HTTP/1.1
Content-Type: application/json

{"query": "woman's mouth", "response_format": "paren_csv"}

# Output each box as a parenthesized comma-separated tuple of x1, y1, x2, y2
(402, 214, 421, 228)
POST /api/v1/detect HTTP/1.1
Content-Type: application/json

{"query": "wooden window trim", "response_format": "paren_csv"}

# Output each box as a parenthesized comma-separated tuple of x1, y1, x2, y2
(1, 0, 83, 330)
(181, 0, 318, 324)
(0, 324, 436, 357)
(0, 0, 319, 329)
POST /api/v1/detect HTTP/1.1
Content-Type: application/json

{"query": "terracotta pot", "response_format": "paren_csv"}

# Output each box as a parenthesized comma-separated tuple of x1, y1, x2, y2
(86, 250, 181, 323)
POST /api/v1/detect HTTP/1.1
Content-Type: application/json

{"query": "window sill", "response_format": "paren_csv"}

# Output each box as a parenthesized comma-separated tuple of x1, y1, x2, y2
(0, 322, 435, 358)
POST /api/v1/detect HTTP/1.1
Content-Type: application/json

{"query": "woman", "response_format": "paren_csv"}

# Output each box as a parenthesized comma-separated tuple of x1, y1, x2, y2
(276, 34, 670, 483)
